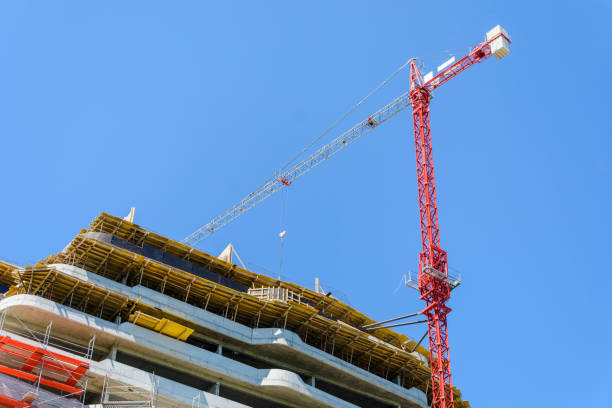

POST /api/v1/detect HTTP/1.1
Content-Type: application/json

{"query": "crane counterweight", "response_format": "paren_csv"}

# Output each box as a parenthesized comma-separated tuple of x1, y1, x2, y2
(487, 25, 511, 59)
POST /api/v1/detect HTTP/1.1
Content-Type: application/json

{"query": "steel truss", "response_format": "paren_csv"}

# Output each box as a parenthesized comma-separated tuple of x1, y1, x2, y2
(407, 29, 510, 408)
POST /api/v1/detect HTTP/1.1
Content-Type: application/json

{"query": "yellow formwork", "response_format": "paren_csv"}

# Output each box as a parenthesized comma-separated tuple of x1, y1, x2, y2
(0, 260, 20, 286)
(129, 311, 194, 341)
(43, 234, 431, 388)
(87, 212, 432, 359)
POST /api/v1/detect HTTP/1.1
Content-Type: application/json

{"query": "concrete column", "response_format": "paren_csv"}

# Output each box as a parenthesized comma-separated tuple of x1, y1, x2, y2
(394, 374, 401, 386)
(108, 344, 118, 361)
(305, 376, 315, 387)
(216, 344, 223, 355)
(208, 382, 220, 396)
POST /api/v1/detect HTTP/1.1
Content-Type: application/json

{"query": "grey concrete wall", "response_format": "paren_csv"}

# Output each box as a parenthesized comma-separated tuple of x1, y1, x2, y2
(47, 263, 428, 408)
(0, 295, 397, 408)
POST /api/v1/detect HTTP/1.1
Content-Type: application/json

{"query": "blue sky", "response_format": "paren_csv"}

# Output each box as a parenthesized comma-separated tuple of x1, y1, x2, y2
(0, 1, 611, 406)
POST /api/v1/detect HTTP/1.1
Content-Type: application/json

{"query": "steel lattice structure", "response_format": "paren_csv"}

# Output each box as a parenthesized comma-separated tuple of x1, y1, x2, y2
(409, 27, 511, 408)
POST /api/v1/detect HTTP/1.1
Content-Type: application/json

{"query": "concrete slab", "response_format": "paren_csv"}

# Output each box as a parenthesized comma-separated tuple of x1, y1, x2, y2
(40, 264, 428, 408)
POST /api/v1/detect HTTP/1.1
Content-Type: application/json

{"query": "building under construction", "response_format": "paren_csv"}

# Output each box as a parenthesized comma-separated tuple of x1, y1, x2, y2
(0, 212, 471, 408)
(0, 24, 512, 408)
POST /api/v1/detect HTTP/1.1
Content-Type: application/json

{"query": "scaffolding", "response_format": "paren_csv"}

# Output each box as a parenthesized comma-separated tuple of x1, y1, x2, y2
(0, 310, 94, 408)
(191, 393, 201, 408)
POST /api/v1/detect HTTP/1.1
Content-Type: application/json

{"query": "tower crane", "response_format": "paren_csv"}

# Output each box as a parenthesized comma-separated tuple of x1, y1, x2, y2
(184, 25, 511, 408)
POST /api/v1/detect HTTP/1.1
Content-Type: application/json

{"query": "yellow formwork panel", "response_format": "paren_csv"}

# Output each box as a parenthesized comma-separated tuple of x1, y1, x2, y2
(4, 285, 25, 297)
(0, 260, 20, 287)
(129, 311, 194, 341)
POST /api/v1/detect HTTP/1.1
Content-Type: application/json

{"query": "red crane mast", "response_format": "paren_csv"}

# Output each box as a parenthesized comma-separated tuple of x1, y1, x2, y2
(409, 26, 510, 408)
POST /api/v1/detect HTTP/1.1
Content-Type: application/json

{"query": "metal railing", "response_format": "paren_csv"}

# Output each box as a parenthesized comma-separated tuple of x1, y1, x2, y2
(101, 375, 158, 408)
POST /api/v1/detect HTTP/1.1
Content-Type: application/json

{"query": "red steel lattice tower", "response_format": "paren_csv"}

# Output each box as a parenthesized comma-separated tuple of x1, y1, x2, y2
(410, 59, 454, 408)
(408, 25, 511, 408)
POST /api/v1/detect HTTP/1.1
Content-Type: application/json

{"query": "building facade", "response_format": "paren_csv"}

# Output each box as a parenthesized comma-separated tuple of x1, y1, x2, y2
(0, 213, 469, 408)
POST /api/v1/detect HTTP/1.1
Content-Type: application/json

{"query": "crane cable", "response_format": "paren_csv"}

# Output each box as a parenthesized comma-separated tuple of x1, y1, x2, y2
(278, 188, 288, 280)
(272, 59, 412, 279)
(277, 58, 413, 173)
(272, 49, 465, 283)
(251, 57, 414, 193)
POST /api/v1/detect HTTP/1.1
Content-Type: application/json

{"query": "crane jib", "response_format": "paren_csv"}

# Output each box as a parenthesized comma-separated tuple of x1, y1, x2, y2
(182, 91, 412, 246)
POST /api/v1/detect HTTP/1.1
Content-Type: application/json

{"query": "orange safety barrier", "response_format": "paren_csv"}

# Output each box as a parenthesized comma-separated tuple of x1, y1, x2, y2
(0, 335, 88, 395)
(0, 393, 32, 408)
